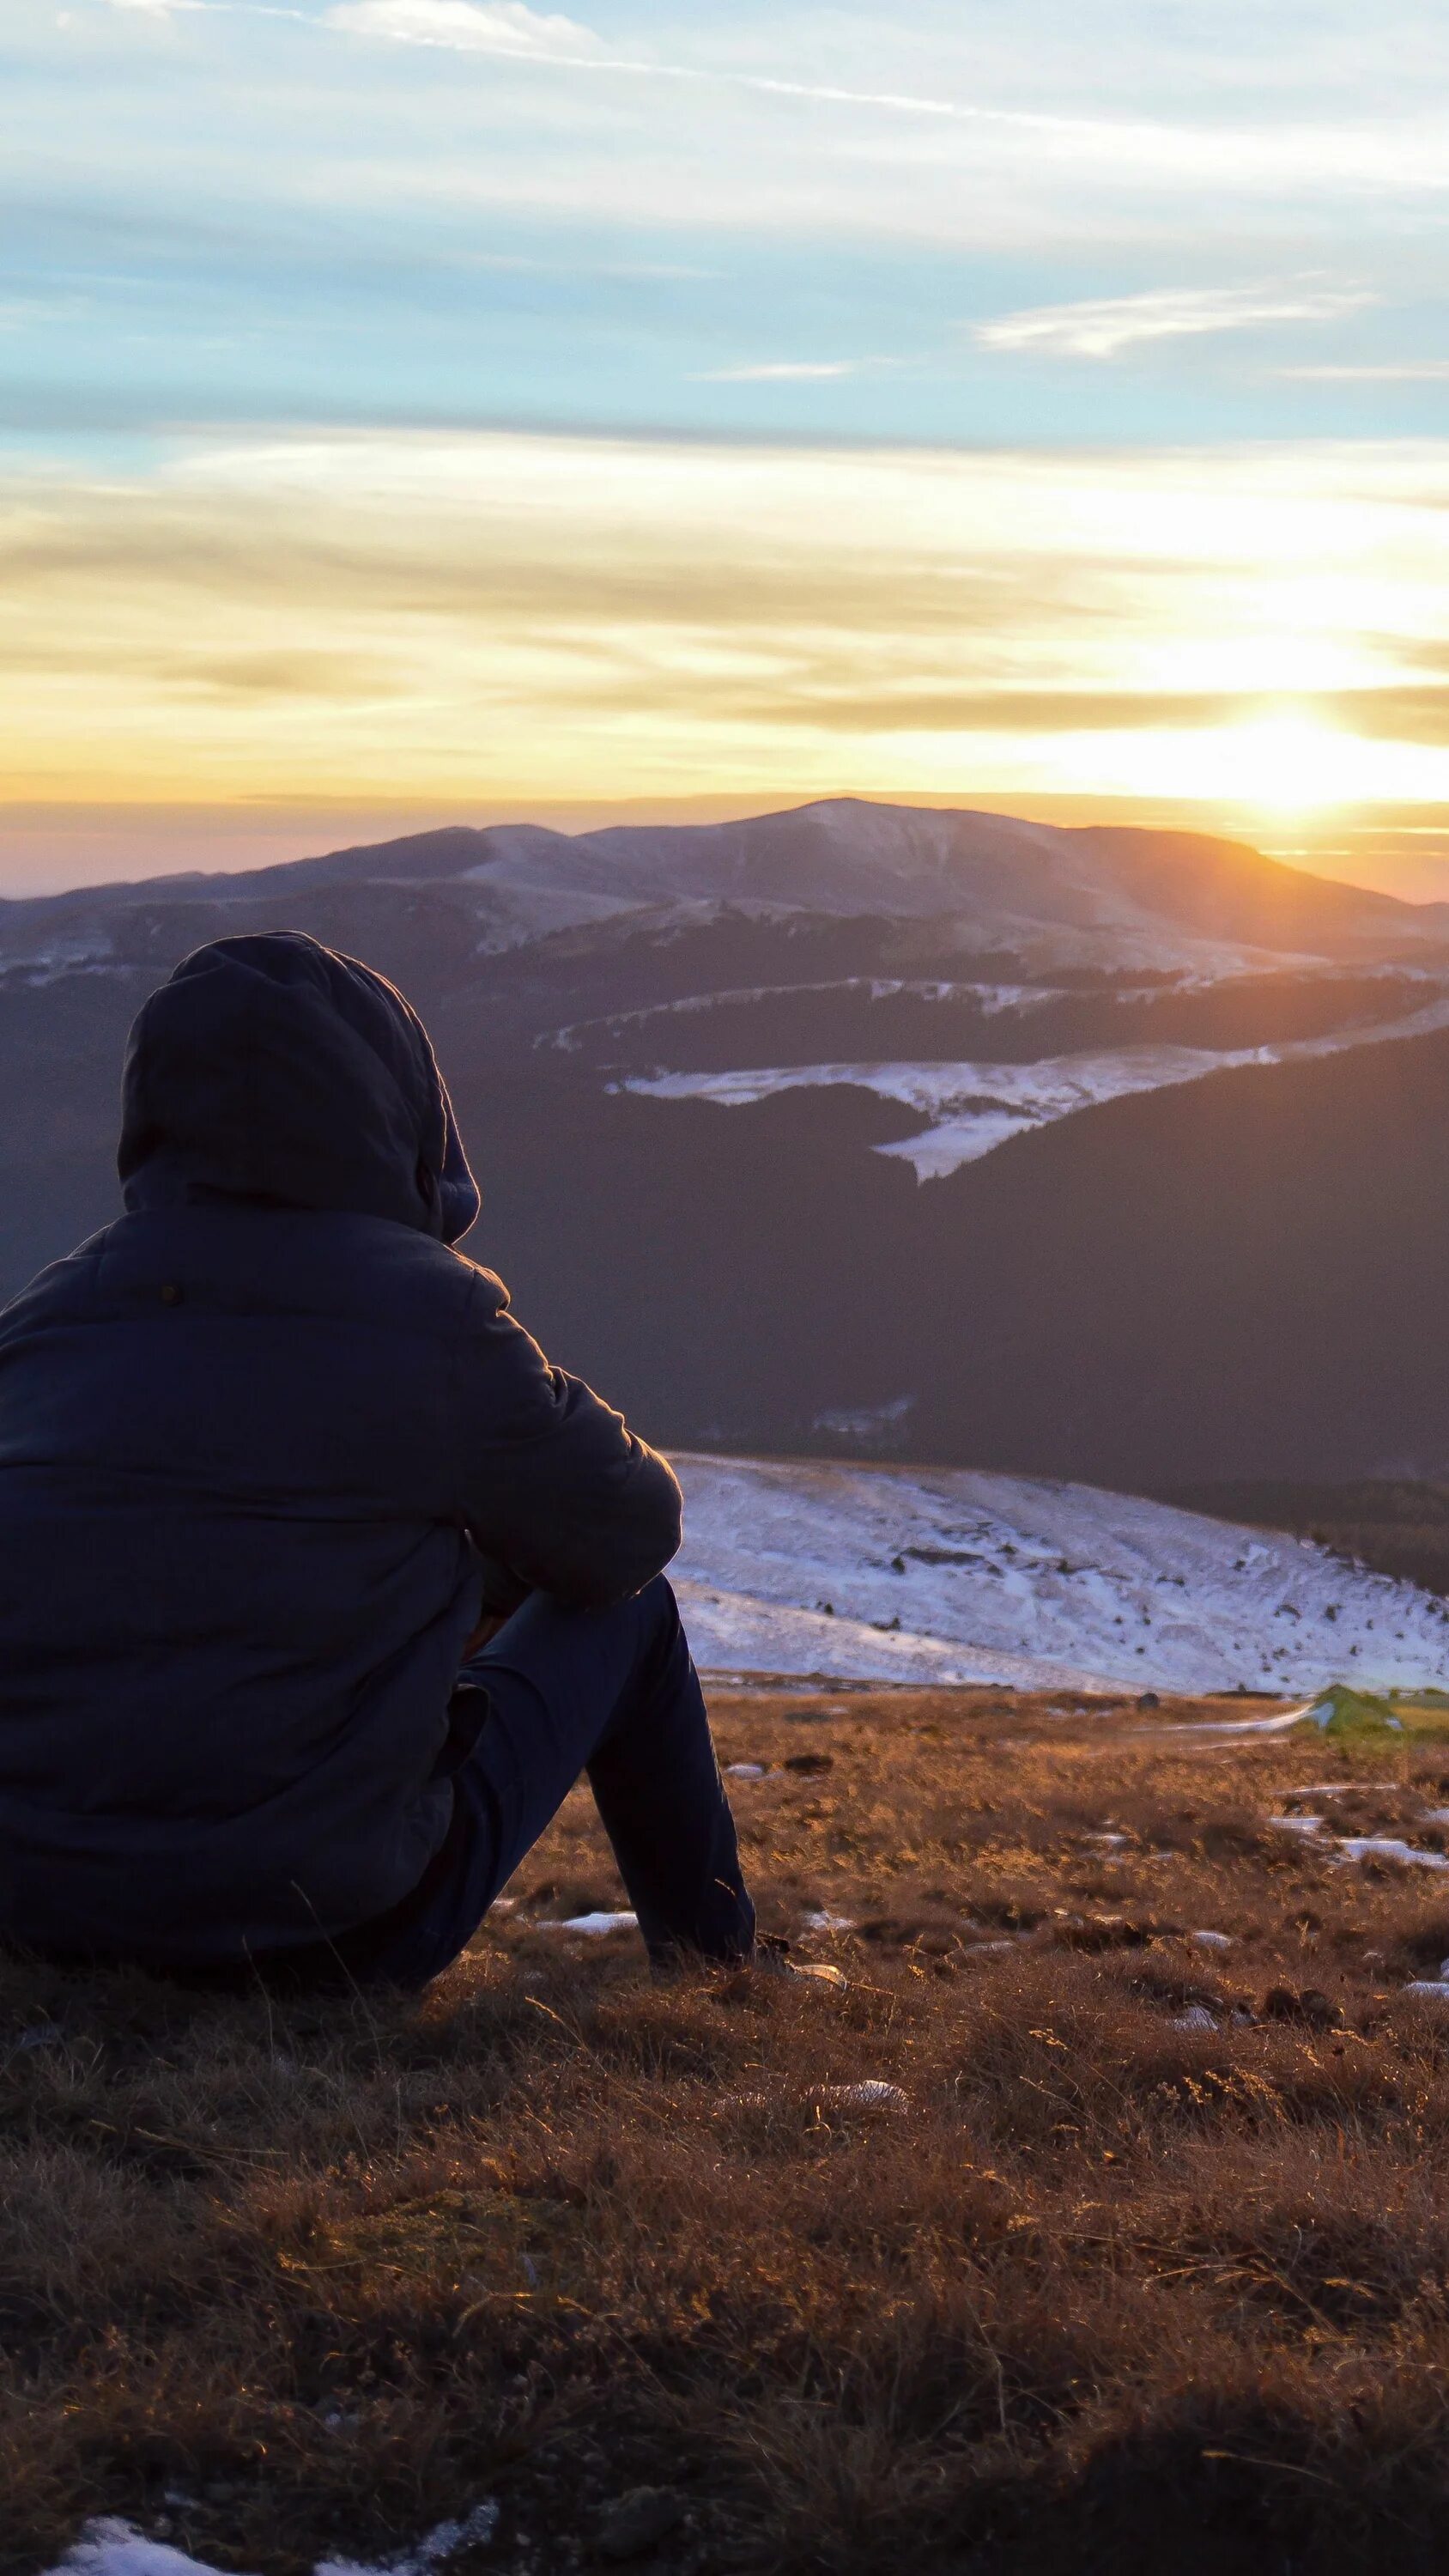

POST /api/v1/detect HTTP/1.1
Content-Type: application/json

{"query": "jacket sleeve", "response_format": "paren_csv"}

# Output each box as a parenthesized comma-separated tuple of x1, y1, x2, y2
(452, 1266, 682, 1611)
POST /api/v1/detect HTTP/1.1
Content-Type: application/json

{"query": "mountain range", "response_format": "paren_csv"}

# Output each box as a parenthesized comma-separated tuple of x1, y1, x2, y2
(4, 795, 1449, 1490)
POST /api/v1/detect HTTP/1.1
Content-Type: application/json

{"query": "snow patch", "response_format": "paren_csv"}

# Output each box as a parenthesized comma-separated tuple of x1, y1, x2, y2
(537, 1911, 639, 1935)
(681, 1578, 1122, 1694)
(624, 1046, 1277, 1174)
(1338, 1837, 1449, 1871)
(624, 993, 1449, 1177)
(813, 1394, 915, 1446)
(40, 2503, 500, 2576)
(722, 2081, 906, 2114)
(673, 1453, 1449, 1696)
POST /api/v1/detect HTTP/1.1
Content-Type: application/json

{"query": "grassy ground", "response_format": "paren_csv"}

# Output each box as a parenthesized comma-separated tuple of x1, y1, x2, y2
(14, 1686, 1449, 2576)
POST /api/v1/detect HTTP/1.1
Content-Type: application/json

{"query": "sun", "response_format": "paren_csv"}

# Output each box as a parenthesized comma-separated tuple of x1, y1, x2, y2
(1032, 704, 1414, 819)
(1216, 713, 1361, 817)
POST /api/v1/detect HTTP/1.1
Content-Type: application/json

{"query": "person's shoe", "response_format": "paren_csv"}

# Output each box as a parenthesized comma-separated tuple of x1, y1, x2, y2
(755, 1934, 847, 1990)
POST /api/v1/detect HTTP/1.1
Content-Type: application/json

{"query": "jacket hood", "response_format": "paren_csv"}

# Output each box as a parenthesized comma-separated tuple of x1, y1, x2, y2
(118, 932, 480, 1243)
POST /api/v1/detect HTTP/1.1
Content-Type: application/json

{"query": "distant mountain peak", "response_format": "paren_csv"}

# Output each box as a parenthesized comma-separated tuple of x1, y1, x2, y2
(3, 797, 1446, 981)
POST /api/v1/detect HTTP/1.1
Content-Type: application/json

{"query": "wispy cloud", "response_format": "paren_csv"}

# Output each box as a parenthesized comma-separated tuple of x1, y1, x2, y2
(316, 0, 1160, 138)
(1282, 361, 1449, 380)
(466, 252, 717, 277)
(692, 361, 864, 383)
(316, 6, 1449, 203)
(323, 2, 964, 110)
(3, 430, 1446, 812)
(977, 281, 1373, 360)
(326, 0, 602, 58)
(0, 297, 91, 329)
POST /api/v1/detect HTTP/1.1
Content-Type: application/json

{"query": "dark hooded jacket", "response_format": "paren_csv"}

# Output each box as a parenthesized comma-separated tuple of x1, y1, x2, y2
(0, 933, 682, 1964)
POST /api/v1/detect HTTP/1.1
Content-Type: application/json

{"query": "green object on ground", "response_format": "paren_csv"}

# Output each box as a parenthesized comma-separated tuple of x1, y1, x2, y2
(1300, 1684, 1404, 1736)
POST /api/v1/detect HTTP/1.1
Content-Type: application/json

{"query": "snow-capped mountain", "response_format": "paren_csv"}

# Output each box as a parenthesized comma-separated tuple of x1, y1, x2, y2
(4, 796, 1448, 984)
(673, 1453, 1449, 1696)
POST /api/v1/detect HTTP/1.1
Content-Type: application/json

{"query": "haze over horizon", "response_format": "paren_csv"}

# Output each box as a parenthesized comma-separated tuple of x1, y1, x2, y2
(7, 791, 1449, 912)
(3, 0, 1447, 896)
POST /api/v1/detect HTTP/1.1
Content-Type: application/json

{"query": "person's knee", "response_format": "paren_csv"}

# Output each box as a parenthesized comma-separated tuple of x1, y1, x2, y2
(635, 1571, 682, 1647)
(632, 1572, 690, 1687)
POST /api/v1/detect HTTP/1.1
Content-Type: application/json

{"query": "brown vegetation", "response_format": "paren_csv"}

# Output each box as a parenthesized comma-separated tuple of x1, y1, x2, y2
(11, 1686, 1449, 2574)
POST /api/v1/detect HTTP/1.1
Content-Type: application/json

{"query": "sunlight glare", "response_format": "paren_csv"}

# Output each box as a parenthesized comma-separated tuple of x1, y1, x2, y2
(1218, 714, 1362, 816)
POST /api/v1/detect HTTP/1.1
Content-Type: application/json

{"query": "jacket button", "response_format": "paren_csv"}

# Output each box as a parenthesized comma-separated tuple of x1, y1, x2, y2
(160, 1282, 183, 1306)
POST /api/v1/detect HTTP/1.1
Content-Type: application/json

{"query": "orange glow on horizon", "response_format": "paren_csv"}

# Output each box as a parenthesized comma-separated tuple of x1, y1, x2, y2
(2, 433, 1446, 868)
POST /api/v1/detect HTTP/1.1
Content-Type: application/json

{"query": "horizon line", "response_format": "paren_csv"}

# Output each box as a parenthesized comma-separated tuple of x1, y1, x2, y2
(4, 784, 1449, 909)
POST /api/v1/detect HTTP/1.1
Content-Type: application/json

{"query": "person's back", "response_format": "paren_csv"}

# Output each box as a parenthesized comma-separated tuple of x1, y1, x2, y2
(0, 932, 749, 1979)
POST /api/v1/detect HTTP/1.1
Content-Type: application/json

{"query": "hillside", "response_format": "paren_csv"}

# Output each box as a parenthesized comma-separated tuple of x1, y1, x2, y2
(670, 1453, 1449, 1694)
(457, 1029, 1449, 1487)
(3, 798, 1449, 1490)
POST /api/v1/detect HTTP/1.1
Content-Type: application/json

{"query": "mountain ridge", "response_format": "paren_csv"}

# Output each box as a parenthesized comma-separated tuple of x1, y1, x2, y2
(5, 798, 1449, 982)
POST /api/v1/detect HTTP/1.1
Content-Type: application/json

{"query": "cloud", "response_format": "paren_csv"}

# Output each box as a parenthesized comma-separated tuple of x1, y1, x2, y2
(1282, 361, 1449, 380)
(3, 430, 1447, 811)
(314, 4, 1449, 207)
(977, 281, 1373, 360)
(323, 4, 966, 111)
(324, 0, 603, 60)
(706, 684, 1449, 744)
(0, 298, 89, 329)
(175, 649, 409, 699)
(309, 2, 1147, 142)
(691, 361, 864, 383)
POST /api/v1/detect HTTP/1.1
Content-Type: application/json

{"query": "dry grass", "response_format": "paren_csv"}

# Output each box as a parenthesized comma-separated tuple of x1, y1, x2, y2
(12, 1686, 1449, 2574)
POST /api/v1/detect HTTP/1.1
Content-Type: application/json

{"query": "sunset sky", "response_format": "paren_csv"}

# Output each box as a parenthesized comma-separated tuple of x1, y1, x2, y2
(3, 0, 1447, 892)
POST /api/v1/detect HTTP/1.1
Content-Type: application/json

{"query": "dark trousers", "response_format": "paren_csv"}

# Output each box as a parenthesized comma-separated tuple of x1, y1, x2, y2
(359, 1575, 755, 1986)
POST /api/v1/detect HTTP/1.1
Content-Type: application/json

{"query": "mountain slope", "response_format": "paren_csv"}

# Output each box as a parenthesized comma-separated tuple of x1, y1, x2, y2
(453, 1029, 1449, 1488)
(5, 798, 1449, 983)
(670, 1451, 1449, 1694)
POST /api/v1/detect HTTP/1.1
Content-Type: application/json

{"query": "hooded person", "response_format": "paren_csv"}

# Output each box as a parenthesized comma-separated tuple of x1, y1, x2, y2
(0, 932, 757, 1982)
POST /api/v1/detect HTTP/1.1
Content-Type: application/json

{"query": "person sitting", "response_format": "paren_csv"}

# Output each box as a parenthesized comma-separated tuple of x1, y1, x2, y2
(0, 931, 760, 1986)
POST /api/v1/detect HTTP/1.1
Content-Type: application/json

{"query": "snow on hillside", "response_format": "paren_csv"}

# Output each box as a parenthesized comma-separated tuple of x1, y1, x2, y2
(626, 992, 1449, 1178)
(543, 976, 1066, 1054)
(672, 1453, 1449, 1695)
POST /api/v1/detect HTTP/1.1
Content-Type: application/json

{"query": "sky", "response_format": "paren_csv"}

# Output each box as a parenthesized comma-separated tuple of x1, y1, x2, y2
(1, 0, 1446, 893)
